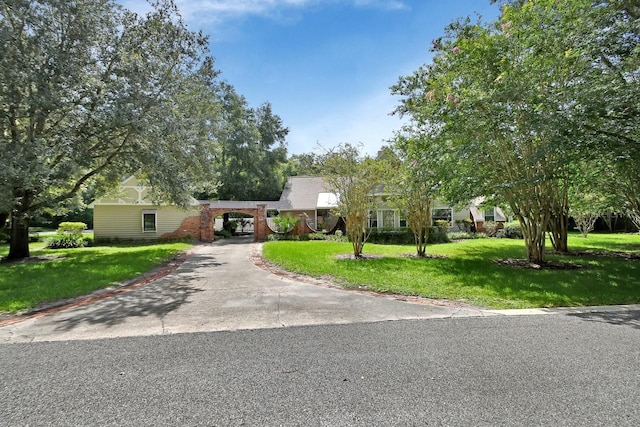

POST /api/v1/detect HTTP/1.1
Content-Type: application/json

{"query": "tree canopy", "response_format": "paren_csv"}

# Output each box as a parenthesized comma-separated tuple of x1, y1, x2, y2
(393, 0, 639, 264)
(0, 0, 289, 259)
(210, 83, 289, 202)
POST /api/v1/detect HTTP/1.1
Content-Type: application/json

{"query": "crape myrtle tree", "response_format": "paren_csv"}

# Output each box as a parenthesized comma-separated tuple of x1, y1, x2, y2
(392, 0, 617, 264)
(582, 2, 640, 230)
(568, 161, 621, 237)
(381, 139, 439, 258)
(0, 0, 221, 260)
(322, 143, 379, 258)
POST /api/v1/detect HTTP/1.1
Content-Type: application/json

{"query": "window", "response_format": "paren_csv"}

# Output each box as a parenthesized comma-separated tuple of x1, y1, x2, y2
(368, 211, 378, 228)
(432, 208, 452, 225)
(142, 210, 157, 232)
(485, 208, 495, 222)
(380, 210, 396, 229)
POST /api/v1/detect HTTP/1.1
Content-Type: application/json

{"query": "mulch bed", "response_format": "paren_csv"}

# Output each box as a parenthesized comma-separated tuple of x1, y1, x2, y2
(564, 250, 640, 260)
(400, 253, 449, 260)
(333, 253, 449, 261)
(493, 259, 583, 270)
(333, 253, 385, 260)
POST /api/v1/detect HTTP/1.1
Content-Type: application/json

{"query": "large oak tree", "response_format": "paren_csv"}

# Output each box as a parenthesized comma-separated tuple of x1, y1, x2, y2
(0, 0, 220, 259)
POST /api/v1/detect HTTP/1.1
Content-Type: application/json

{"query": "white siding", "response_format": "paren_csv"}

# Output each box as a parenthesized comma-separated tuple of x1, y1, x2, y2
(94, 205, 199, 240)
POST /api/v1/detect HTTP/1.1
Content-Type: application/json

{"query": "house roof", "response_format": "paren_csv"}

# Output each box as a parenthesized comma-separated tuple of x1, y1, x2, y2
(278, 176, 330, 211)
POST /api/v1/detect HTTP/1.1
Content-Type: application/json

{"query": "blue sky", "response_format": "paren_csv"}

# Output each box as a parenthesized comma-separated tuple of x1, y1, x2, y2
(121, 1, 501, 156)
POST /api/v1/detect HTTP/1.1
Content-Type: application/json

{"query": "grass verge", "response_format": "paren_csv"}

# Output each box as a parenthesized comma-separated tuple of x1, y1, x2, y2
(262, 233, 640, 309)
(0, 242, 191, 313)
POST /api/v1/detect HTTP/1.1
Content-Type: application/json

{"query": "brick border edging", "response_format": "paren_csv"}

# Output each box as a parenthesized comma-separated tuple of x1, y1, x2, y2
(0, 245, 203, 328)
(249, 243, 480, 309)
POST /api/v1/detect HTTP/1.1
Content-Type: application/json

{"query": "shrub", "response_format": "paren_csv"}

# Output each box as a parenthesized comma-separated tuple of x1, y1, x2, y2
(435, 220, 450, 232)
(502, 221, 523, 239)
(448, 231, 486, 240)
(46, 221, 88, 248)
(325, 231, 348, 242)
(454, 218, 473, 232)
(215, 229, 232, 239)
(273, 214, 299, 234)
(29, 232, 41, 242)
(368, 228, 414, 245)
(307, 233, 327, 241)
(223, 220, 238, 235)
(46, 234, 86, 249)
(57, 222, 87, 235)
(429, 225, 450, 243)
(367, 227, 450, 245)
(483, 221, 500, 237)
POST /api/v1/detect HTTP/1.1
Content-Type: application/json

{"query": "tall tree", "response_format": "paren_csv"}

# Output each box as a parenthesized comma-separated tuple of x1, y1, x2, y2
(212, 84, 289, 201)
(283, 152, 324, 177)
(392, 0, 634, 264)
(0, 0, 220, 260)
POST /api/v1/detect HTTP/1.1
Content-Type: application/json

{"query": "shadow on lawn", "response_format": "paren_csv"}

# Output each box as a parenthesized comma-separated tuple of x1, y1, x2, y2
(52, 252, 225, 332)
(346, 241, 640, 308)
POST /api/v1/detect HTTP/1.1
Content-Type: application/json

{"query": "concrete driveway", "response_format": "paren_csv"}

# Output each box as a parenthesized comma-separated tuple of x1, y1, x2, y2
(0, 237, 488, 343)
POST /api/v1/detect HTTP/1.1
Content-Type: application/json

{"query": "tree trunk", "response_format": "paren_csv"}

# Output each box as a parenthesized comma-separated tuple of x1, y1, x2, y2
(7, 211, 30, 260)
(548, 214, 569, 253)
(518, 216, 546, 264)
(413, 225, 428, 257)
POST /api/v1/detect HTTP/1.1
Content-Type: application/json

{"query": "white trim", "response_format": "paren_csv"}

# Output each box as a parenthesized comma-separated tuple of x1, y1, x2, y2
(142, 209, 157, 233)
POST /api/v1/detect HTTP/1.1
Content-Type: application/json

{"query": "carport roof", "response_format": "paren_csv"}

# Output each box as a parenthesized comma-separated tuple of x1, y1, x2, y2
(198, 200, 283, 210)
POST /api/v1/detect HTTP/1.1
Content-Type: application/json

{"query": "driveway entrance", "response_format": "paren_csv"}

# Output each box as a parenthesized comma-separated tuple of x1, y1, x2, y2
(0, 237, 486, 343)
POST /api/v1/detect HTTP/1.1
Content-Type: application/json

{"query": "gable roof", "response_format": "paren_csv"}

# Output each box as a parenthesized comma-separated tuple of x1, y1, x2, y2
(278, 176, 330, 211)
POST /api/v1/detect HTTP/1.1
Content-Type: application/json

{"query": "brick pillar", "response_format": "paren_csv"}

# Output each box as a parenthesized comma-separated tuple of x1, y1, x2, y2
(255, 204, 267, 241)
(199, 204, 214, 242)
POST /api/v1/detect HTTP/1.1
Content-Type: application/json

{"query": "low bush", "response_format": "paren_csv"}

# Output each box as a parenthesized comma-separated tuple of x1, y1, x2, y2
(502, 221, 523, 239)
(46, 234, 87, 249)
(58, 222, 87, 235)
(454, 218, 473, 232)
(483, 221, 501, 237)
(273, 214, 299, 233)
(448, 231, 487, 240)
(307, 233, 327, 241)
(367, 227, 450, 245)
(46, 221, 88, 249)
(215, 229, 232, 239)
(368, 228, 414, 245)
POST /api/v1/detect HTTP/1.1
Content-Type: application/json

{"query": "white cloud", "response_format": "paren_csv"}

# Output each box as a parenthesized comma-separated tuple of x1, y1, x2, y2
(119, 0, 408, 25)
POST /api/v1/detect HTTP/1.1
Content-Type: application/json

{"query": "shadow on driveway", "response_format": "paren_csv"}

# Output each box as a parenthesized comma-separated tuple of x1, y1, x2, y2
(52, 251, 229, 332)
(566, 310, 640, 330)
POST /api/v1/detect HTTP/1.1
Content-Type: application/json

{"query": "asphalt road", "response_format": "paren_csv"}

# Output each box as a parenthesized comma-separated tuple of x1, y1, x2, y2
(2, 313, 639, 426)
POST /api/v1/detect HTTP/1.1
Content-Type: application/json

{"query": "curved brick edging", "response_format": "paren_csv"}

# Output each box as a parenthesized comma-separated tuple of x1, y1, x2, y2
(0, 245, 203, 328)
(249, 243, 480, 309)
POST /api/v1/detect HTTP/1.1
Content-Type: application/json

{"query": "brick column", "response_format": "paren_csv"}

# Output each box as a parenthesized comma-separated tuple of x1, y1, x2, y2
(199, 204, 214, 242)
(255, 204, 267, 241)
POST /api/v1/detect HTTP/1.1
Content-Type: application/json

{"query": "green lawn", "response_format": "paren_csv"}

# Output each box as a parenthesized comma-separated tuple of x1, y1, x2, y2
(262, 233, 640, 309)
(0, 242, 192, 313)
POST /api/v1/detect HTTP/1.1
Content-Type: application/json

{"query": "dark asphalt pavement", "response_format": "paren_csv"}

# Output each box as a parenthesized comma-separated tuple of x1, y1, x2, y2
(2, 312, 639, 426)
